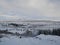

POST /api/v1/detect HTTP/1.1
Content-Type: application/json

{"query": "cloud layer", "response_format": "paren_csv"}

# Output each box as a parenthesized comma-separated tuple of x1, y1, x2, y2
(0, 0, 60, 20)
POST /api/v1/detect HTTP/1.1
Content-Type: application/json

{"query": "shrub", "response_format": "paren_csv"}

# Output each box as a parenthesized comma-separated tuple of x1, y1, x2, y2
(52, 28, 60, 36)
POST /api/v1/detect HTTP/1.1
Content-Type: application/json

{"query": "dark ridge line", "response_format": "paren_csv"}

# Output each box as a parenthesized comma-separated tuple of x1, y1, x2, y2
(0, 28, 60, 37)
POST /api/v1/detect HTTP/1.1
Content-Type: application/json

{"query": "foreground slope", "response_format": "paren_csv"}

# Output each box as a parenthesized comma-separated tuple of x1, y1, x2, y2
(0, 34, 60, 45)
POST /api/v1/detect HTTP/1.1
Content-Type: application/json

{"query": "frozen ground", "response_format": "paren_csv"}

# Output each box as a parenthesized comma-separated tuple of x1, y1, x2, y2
(0, 34, 60, 45)
(0, 21, 60, 45)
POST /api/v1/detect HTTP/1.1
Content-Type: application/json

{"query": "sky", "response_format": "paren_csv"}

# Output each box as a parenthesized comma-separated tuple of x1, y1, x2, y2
(0, 0, 60, 21)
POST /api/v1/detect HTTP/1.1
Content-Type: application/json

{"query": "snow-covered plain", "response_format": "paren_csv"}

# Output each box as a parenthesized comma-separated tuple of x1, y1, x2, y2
(0, 34, 60, 45)
(0, 21, 60, 45)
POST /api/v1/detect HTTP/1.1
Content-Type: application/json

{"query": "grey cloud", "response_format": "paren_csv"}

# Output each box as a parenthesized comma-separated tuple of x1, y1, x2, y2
(0, 0, 60, 20)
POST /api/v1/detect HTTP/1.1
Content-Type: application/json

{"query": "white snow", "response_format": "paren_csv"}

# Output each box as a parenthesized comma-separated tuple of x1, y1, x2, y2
(0, 21, 60, 45)
(0, 34, 60, 45)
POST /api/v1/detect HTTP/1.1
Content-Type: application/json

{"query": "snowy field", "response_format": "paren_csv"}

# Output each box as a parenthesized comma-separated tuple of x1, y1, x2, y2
(0, 34, 60, 45)
(0, 21, 60, 45)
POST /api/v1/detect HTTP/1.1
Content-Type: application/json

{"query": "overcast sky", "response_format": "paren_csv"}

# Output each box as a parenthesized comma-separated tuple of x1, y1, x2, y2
(0, 0, 60, 21)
